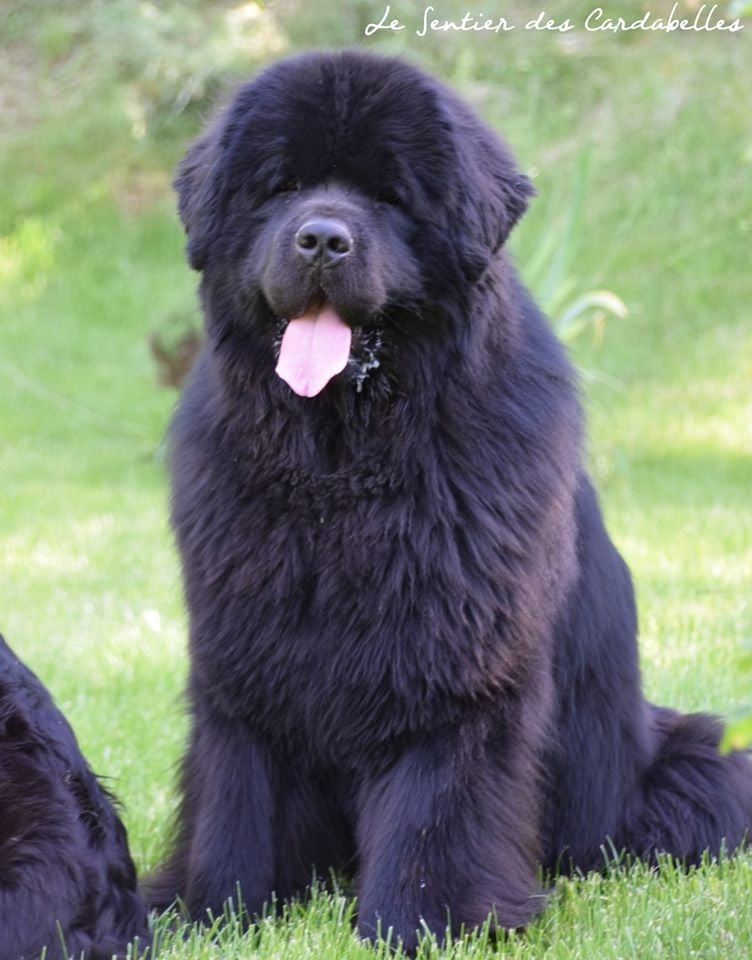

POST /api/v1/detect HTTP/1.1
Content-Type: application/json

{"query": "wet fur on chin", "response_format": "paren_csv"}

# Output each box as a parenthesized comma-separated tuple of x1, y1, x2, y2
(0, 636, 149, 960)
(146, 49, 752, 951)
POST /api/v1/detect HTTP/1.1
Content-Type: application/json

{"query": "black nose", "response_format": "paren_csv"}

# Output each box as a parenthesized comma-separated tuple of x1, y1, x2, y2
(295, 218, 353, 266)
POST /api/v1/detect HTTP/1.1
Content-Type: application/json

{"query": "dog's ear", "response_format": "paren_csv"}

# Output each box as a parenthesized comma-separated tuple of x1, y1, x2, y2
(446, 99, 535, 282)
(174, 117, 226, 271)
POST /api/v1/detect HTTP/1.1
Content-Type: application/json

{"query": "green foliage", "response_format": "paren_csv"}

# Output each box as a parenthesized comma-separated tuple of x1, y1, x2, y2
(729, 0, 752, 16)
(273, 0, 390, 50)
(83, 0, 285, 121)
(520, 150, 628, 348)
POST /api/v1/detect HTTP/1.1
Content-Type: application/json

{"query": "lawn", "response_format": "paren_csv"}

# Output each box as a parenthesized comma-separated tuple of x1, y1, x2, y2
(1, 2, 751, 957)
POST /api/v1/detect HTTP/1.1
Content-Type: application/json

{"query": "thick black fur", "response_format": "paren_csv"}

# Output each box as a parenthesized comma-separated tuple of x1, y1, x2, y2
(0, 635, 149, 960)
(147, 50, 752, 948)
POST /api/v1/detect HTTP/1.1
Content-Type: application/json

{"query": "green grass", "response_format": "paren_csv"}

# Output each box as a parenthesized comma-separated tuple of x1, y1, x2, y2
(1, 3, 751, 956)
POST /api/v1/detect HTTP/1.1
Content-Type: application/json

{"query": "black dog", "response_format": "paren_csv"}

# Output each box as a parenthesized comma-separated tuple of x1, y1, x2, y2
(0, 635, 149, 960)
(147, 50, 752, 948)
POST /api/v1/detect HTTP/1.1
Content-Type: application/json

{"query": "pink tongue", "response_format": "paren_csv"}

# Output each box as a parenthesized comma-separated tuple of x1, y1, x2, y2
(275, 305, 352, 397)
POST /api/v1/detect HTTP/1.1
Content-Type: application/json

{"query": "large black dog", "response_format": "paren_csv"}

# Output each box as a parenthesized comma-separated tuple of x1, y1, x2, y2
(0, 635, 149, 960)
(148, 50, 752, 947)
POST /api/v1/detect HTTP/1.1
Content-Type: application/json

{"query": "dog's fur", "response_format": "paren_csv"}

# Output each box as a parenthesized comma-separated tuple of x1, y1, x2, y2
(0, 635, 149, 960)
(147, 50, 752, 948)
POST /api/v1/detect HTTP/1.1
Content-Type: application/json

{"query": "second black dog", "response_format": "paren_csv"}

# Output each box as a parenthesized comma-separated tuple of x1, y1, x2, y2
(0, 634, 149, 960)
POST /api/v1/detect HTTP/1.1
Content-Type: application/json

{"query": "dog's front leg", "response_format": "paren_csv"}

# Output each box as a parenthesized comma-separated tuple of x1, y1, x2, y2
(355, 713, 545, 952)
(144, 697, 277, 921)
(146, 694, 354, 922)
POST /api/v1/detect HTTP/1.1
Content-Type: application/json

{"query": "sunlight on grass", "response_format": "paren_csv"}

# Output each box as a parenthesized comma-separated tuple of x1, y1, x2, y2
(0, 215, 60, 294)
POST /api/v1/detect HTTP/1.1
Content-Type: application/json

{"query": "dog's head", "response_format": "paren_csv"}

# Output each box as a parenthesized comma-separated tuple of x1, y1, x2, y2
(175, 50, 533, 397)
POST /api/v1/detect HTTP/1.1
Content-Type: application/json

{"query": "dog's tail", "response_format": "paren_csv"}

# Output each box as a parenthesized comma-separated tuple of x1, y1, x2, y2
(618, 705, 752, 863)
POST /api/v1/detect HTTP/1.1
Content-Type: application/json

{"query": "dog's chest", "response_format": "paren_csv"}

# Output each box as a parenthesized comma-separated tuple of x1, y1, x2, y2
(181, 464, 539, 761)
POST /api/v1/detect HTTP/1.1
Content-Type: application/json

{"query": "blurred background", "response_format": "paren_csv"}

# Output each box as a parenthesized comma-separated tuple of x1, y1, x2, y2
(1, 0, 751, 866)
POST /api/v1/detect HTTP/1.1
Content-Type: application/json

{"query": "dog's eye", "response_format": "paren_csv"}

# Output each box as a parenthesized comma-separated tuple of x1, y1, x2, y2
(378, 188, 402, 207)
(274, 177, 299, 195)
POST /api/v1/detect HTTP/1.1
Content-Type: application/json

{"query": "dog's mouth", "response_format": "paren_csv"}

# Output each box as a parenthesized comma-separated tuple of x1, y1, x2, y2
(274, 295, 383, 398)
(275, 297, 353, 398)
